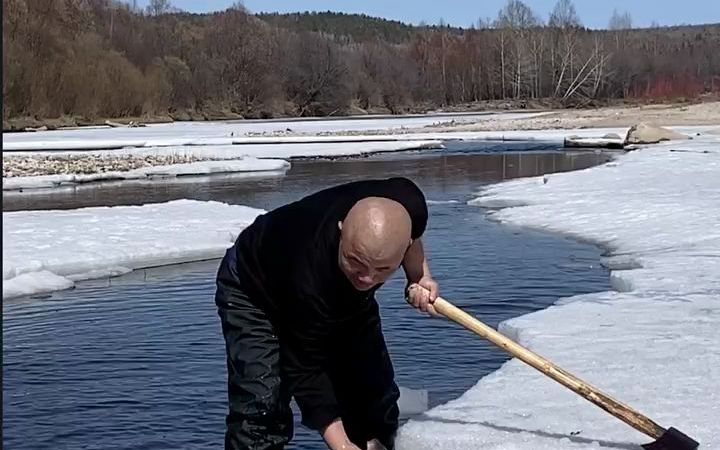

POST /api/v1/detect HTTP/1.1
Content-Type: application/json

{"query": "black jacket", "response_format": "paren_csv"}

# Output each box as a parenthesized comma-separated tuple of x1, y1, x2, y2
(227, 177, 428, 430)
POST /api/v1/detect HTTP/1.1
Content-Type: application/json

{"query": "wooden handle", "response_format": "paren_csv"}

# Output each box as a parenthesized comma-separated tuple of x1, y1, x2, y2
(433, 297, 666, 439)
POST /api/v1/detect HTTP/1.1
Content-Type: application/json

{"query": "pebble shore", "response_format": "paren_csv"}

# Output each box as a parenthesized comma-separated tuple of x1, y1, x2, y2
(3, 154, 222, 178)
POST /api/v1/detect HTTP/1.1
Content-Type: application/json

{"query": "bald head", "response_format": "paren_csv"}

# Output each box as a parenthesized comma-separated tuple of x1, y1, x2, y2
(341, 197, 412, 259)
(338, 197, 412, 291)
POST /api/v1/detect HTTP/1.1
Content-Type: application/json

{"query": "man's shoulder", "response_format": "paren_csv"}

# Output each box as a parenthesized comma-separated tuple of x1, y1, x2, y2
(327, 177, 424, 200)
(267, 178, 402, 211)
(255, 177, 426, 228)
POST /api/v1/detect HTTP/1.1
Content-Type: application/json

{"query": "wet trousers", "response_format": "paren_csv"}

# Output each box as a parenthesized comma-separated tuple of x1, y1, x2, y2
(215, 254, 399, 450)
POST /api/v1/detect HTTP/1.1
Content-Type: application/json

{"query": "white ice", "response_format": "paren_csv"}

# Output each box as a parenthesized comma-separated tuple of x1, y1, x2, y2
(106, 125, 711, 156)
(7, 116, 710, 194)
(397, 135, 720, 449)
(2, 112, 544, 150)
(1, 172, 287, 199)
(426, 200, 460, 205)
(2, 200, 263, 299)
(395, 125, 713, 143)
(2, 157, 290, 190)
(4, 124, 706, 156)
(3, 135, 442, 191)
(6, 140, 443, 160)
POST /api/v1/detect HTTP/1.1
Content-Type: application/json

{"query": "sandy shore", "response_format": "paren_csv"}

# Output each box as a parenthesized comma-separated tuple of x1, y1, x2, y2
(310, 101, 720, 136)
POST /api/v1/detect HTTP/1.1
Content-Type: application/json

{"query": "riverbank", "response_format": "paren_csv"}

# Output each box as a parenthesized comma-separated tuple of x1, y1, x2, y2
(309, 101, 720, 136)
(397, 133, 720, 449)
(3, 99, 531, 132)
(5, 99, 718, 133)
(4, 104, 717, 192)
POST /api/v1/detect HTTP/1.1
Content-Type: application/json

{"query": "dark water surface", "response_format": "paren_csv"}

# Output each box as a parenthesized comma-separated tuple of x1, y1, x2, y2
(3, 143, 612, 449)
(2, 141, 612, 212)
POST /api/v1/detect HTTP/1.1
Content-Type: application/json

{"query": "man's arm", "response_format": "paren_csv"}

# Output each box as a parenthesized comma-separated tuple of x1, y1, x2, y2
(402, 238, 432, 283)
(402, 238, 439, 314)
(280, 289, 357, 448)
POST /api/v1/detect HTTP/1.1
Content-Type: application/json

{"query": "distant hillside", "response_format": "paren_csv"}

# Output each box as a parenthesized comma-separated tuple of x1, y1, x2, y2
(256, 11, 463, 43)
(256, 11, 416, 43)
(257, 11, 720, 41)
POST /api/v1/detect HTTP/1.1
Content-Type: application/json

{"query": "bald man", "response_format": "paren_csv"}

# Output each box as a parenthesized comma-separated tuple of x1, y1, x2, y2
(215, 177, 438, 450)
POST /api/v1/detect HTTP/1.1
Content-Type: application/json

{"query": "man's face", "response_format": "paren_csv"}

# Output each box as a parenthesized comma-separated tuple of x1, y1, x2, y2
(338, 232, 405, 291)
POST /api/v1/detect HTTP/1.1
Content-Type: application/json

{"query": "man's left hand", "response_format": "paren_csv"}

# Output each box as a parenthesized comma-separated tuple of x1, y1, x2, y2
(405, 276, 439, 316)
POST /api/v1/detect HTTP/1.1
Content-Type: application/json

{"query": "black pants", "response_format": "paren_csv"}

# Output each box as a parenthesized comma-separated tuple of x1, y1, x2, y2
(215, 252, 399, 450)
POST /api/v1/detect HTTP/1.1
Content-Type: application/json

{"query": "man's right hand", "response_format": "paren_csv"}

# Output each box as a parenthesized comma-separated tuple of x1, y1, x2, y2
(406, 283, 440, 317)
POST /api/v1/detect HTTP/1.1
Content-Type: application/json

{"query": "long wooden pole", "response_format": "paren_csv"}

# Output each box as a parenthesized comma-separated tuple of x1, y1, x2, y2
(433, 296, 666, 440)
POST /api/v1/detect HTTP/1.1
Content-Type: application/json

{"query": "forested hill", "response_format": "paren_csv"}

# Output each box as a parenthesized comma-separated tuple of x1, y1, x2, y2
(256, 11, 427, 43)
(3, 0, 719, 130)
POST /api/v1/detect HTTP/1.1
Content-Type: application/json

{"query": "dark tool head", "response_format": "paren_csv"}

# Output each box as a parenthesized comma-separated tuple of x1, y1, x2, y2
(642, 427, 699, 450)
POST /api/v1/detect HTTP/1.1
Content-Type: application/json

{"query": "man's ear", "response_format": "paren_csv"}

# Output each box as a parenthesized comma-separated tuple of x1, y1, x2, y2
(338, 221, 343, 231)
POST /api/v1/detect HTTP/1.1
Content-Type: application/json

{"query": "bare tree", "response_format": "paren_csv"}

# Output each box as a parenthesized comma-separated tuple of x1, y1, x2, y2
(549, 0, 580, 28)
(438, 18, 448, 103)
(561, 35, 611, 104)
(202, 9, 278, 114)
(146, 0, 171, 16)
(609, 9, 633, 30)
(548, 0, 583, 99)
(285, 32, 351, 116)
(607, 9, 633, 95)
(495, 0, 541, 98)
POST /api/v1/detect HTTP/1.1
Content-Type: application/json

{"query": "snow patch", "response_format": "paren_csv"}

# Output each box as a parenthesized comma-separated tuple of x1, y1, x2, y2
(398, 135, 720, 449)
(3, 200, 264, 299)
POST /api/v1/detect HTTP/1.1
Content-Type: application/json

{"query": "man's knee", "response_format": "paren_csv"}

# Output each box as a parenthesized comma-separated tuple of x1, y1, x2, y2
(224, 358, 292, 449)
(225, 406, 292, 450)
(222, 345, 293, 449)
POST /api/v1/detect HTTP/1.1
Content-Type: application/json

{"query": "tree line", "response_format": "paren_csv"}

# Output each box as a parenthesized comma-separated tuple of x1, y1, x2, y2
(3, 0, 719, 126)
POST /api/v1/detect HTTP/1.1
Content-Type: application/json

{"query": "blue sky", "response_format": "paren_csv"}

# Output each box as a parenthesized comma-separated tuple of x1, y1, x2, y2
(137, 0, 720, 29)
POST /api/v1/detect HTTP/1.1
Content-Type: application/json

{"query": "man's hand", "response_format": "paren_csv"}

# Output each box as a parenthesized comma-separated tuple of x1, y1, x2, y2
(405, 277, 439, 316)
(322, 419, 362, 450)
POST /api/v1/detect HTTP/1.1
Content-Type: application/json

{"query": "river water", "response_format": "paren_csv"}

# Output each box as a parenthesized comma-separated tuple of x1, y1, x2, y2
(2, 142, 612, 449)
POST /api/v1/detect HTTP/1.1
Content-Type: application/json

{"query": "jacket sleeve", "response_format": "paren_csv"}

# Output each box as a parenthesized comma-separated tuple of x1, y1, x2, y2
(280, 293, 341, 431)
